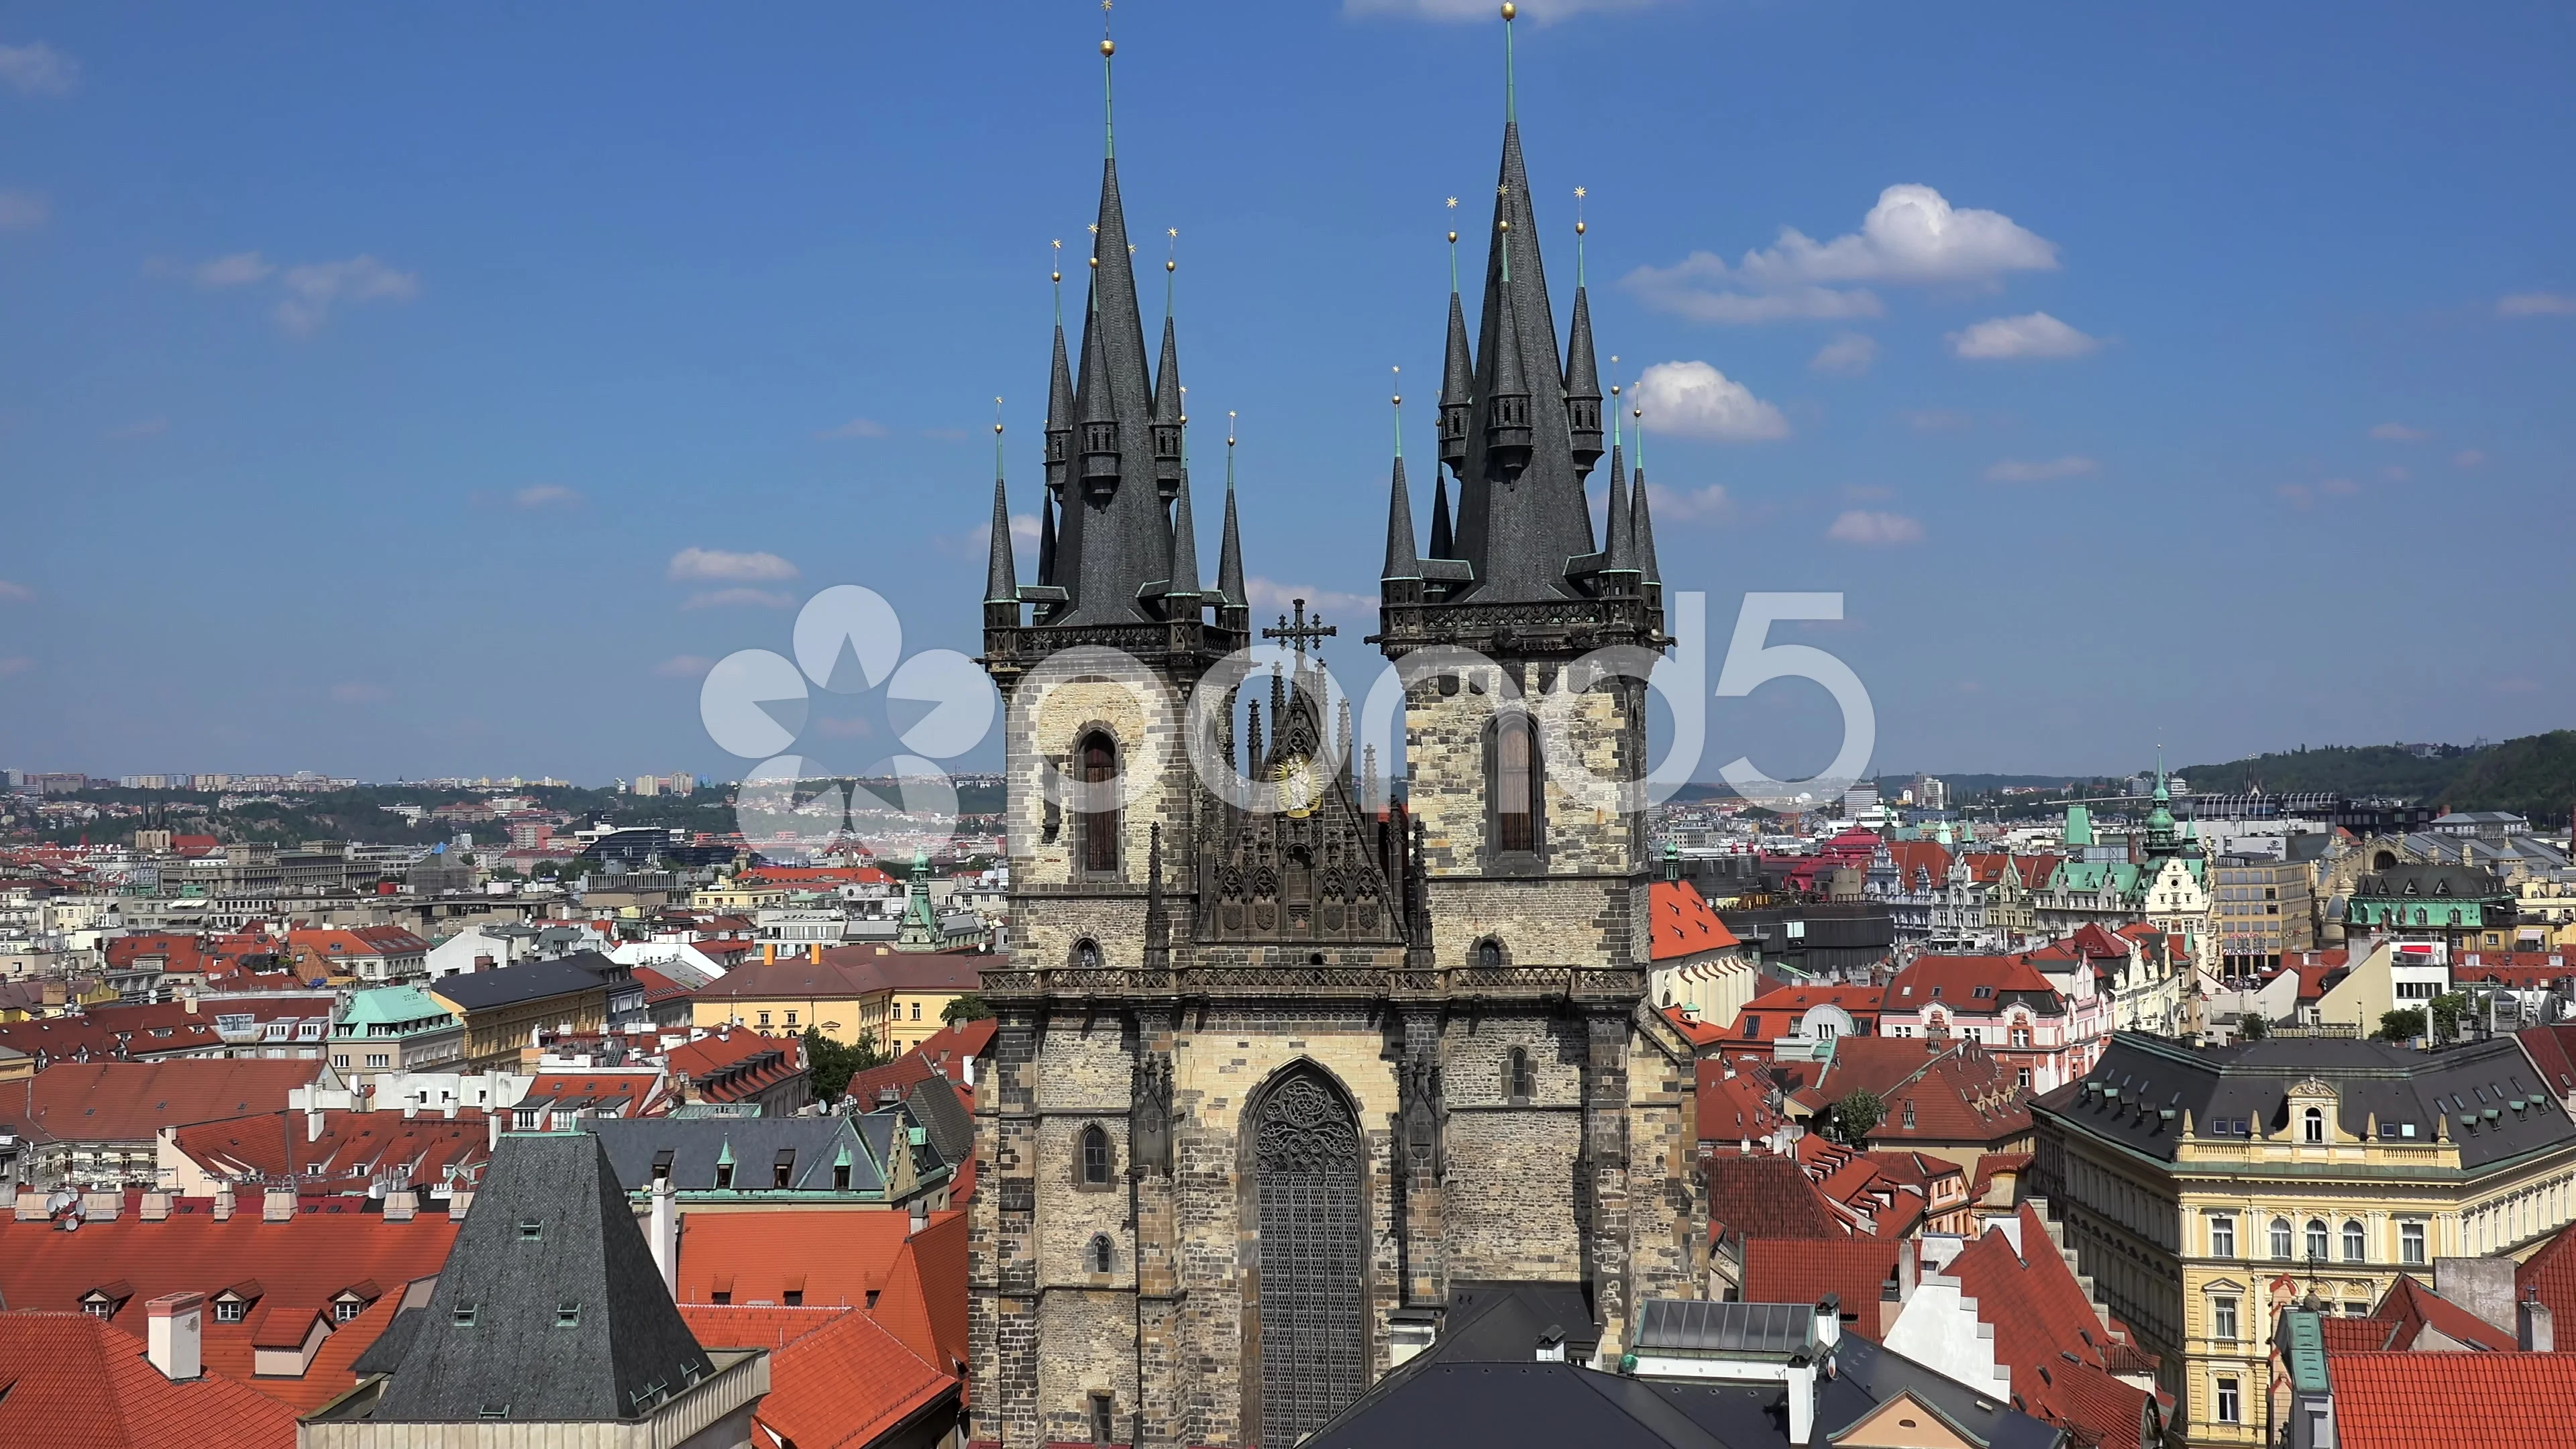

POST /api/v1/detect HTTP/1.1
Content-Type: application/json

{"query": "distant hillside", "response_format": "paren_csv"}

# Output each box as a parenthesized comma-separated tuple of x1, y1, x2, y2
(2178, 731, 2576, 823)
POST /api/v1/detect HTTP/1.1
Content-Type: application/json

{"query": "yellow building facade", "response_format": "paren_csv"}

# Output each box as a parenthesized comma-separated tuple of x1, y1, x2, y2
(2034, 1030, 2576, 1448)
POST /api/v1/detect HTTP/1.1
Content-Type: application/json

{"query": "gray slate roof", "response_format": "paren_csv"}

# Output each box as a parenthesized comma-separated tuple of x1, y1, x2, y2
(1634, 1299, 1817, 1357)
(584, 1116, 886, 1194)
(2037, 1031, 2576, 1170)
(429, 952, 623, 1012)
(904, 1078, 972, 1169)
(372, 1132, 713, 1424)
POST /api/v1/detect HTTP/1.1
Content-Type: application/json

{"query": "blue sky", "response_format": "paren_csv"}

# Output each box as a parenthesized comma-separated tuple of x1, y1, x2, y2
(3, 1, 2571, 788)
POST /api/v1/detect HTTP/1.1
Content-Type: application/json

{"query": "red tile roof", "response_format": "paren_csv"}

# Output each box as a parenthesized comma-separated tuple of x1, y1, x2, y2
(1804, 1037, 2035, 1148)
(1945, 1205, 2159, 1449)
(1723, 984, 1887, 1046)
(1743, 1237, 1902, 1339)
(0, 1211, 457, 1413)
(1649, 879, 1740, 961)
(2368, 1274, 2514, 1351)
(873, 1210, 969, 1378)
(0, 1311, 303, 1448)
(165, 1108, 493, 1190)
(2520, 1220, 2576, 1332)
(1884, 840, 1951, 888)
(677, 1209, 965, 1319)
(1886, 954, 2063, 1012)
(1705, 1152, 1848, 1245)
(2325, 1350, 2576, 1449)
(666, 1031, 806, 1104)
(694, 946, 985, 1002)
(681, 1303, 959, 1449)
(0, 1059, 327, 1146)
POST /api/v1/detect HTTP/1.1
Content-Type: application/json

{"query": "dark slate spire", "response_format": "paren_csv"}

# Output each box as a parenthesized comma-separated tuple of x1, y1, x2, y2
(1381, 392, 1421, 587)
(1630, 417, 1662, 598)
(1036, 493, 1058, 586)
(1438, 284, 1474, 476)
(1564, 284, 1604, 478)
(1216, 427, 1247, 611)
(1151, 311, 1184, 497)
(1168, 445, 1203, 602)
(1447, 107, 1593, 603)
(985, 421, 1019, 609)
(372, 1133, 716, 1424)
(1428, 472, 1454, 559)
(1051, 133, 1166, 627)
(1600, 438, 1634, 590)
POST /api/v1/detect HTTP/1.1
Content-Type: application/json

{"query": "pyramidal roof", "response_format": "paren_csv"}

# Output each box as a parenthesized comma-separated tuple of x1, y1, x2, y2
(371, 1131, 715, 1424)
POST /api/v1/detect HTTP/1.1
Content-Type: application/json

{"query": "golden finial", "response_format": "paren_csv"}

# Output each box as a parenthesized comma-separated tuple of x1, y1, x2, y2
(1574, 186, 1587, 236)
(1087, 223, 1098, 235)
(1228, 409, 1237, 447)
(994, 396, 1005, 435)
(1392, 363, 1401, 408)
(1501, 1, 1516, 18)
(1100, 0, 1114, 56)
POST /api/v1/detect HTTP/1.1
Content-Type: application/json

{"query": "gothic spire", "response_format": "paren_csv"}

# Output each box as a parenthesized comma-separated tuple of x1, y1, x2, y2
(1381, 388, 1421, 584)
(1151, 242, 1184, 496)
(1630, 411, 1662, 594)
(1217, 426, 1247, 608)
(1168, 434, 1203, 603)
(1438, 283, 1474, 476)
(1601, 440, 1633, 586)
(984, 417, 1018, 606)
(1564, 276, 1604, 478)
(1428, 472, 1454, 559)
(1441, 9, 1589, 606)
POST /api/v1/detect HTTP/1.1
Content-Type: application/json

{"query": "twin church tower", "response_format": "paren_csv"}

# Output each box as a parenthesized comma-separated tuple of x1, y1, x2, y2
(971, 13, 1697, 1446)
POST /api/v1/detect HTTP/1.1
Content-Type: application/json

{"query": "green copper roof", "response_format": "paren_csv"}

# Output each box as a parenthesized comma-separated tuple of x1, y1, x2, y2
(2279, 1309, 2329, 1393)
(2063, 803, 2094, 847)
(338, 985, 451, 1030)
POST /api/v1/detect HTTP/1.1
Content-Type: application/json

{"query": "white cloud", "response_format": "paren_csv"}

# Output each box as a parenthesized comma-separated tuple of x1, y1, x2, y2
(681, 588, 797, 610)
(1646, 484, 1735, 523)
(668, 547, 799, 583)
(2367, 422, 2428, 442)
(1343, 0, 1668, 21)
(274, 254, 419, 335)
(0, 40, 78, 97)
(1244, 578, 1373, 620)
(329, 682, 390, 704)
(1625, 184, 2058, 325)
(0, 190, 49, 231)
(513, 484, 582, 510)
(1809, 333, 1878, 376)
(194, 252, 275, 287)
(819, 417, 890, 439)
(1948, 311, 2100, 360)
(2453, 448, 2488, 469)
(2498, 292, 2576, 317)
(653, 655, 714, 679)
(1628, 360, 1788, 441)
(2277, 478, 2361, 509)
(1825, 510, 1923, 545)
(1902, 409, 1972, 432)
(1984, 455, 2098, 484)
(0, 579, 32, 601)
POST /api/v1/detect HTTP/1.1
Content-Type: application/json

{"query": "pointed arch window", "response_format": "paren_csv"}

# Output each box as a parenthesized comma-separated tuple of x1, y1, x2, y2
(1079, 731, 1120, 874)
(1492, 712, 1540, 855)
(1072, 938, 1103, 969)
(1505, 1046, 1534, 1103)
(1088, 1233, 1115, 1275)
(1079, 1124, 1112, 1187)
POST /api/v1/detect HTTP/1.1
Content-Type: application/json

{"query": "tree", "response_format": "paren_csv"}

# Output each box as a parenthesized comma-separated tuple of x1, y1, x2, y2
(2379, 1008, 2428, 1043)
(802, 1027, 892, 1102)
(2239, 1013, 2269, 1041)
(1819, 1089, 1886, 1147)
(942, 991, 994, 1025)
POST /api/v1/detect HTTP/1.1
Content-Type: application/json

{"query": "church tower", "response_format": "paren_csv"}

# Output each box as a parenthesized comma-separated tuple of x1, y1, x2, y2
(971, 17, 1699, 1449)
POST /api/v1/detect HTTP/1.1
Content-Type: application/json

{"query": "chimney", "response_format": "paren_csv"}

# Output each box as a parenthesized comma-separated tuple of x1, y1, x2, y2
(441, 1102, 456, 1120)
(306, 1108, 325, 1142)
(402, 1102, 417, 1120)
(145, 1291, 204, 1381)
(2435, 1256, 2518, 1331)
(448, 1187, 474, 1221)
(1786, 1354, 1819, 1446)
(2523, 1297, 2556, 1352)
(909, 1199, 929, 1237)
(488, 1110, 502, 1152)
(263, 1187, 296, 1222)
(649, 1176, 678, 1295)
(384, 1186, 415, 1223)
(211, 1184, 235, 1222)
(140, 1189, 172, 1222)
(961, 1052, 975, 1088)
(15, 1187, 46, 1222)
